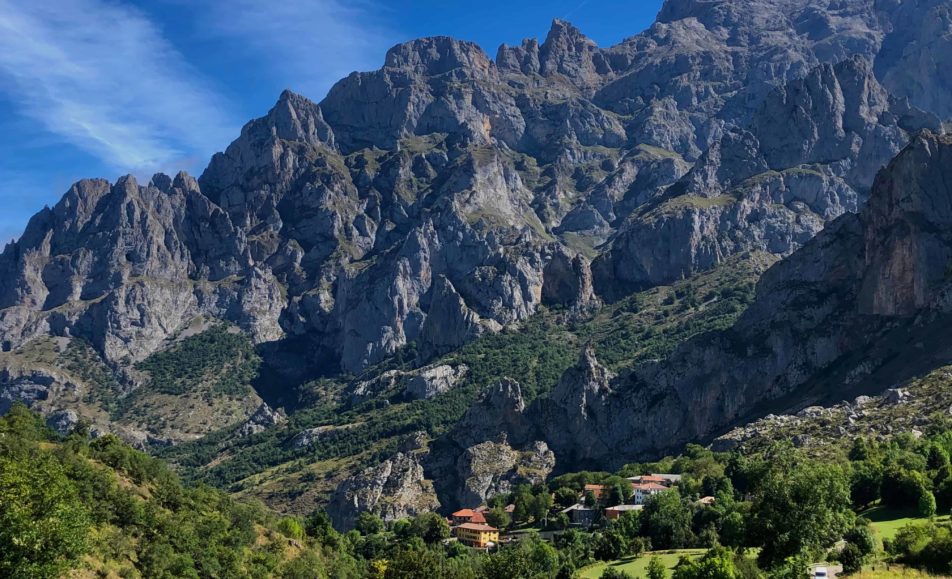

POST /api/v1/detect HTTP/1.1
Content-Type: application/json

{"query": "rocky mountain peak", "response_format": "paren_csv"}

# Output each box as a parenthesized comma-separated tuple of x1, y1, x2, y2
(495, 38, 541, 75)
(384, 36, 492, 77)
(149, 172, 173, 193)
(538, 19, 612, 88)
(172, 171, 200, 193)
(267, 89, 335, 148)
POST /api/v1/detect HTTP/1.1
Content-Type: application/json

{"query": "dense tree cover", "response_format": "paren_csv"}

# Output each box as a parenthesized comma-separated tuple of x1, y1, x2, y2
(748, 452, 853, 567)
(135, 324, 260, 397)
(0, 440, 89, 578)
(0, 405, 358, 578)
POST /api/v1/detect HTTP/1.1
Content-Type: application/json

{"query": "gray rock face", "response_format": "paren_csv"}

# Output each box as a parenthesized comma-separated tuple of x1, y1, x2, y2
(45, 409, 79, 436)
(594, 56, 940, 298)
(455, 439, 556, 507)
(542, 250, 598, 310)
(0, 367, 71, 415)
(541, 132, 952, 467)
(327, 451, 440, 531)
(237, 402, 284, 437)
(0, 173, 279, 365)
(3, 0, 952, 382)
(3, 1, 952, 504)
(451, 378, 533, 449)
(404, 364, 469, 400)
(418, 277, 500, 361)
(536, 348, 619, 467)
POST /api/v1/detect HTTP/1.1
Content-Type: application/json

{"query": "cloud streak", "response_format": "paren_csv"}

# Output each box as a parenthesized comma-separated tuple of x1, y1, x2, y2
(196, 0, 397, 100)
(0, 0, 237, 173)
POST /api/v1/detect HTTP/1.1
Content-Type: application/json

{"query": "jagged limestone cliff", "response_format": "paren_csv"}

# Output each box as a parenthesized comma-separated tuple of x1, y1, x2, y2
(3, 0, 952, 523)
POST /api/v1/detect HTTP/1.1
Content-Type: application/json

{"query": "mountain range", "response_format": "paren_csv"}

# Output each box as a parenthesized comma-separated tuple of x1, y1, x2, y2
(2, 0, 952, 529)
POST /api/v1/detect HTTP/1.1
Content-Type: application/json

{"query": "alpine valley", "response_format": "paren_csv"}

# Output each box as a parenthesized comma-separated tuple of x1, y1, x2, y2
(4, 0, 952, 545)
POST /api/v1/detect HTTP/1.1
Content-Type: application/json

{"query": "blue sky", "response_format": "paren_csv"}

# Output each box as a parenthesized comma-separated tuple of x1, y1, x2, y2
(0, 0, 663, 243)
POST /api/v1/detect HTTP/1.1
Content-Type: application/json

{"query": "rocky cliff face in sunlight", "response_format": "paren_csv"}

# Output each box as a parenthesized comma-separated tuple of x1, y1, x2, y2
(2, 0, 952, 520)
(4, 0, 951, 379)
(540, 132, 952, 467)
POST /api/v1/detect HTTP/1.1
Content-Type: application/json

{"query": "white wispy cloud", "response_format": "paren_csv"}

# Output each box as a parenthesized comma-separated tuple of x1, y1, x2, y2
(196, 0, 397, 100)
(0, 0, 237, 173)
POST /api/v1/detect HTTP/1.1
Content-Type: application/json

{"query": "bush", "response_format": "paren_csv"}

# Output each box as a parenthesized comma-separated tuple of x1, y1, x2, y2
(355, 512, 385, 536)
(278, 517, 306, 540)
(844, 522, 877, 557)
(839, 543, 863, 575)
(647, 556, 667, 579)
(672, 547, 737, 579)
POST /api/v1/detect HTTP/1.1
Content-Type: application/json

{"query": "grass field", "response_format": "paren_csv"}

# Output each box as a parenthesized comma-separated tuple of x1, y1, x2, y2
(861, 505, 951, 541)
(579, 550, 707, 578)
(853, 566, 948, 578)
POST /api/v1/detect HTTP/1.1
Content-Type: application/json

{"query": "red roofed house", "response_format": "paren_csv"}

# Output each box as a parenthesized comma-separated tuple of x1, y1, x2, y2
(632, 482, 669, 505)
(451, 509, 486, 526)
(583, 484, 607, 500)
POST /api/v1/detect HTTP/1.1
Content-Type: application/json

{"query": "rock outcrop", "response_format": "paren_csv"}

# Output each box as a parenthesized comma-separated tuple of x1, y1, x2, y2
(45, 409, 80, 436)
(237, 402, 285, 437)
(327, 451, 440, 531)
(404, 364, 469, 401)
(454, 439, 556, 507)
(536, 348, 618, 467)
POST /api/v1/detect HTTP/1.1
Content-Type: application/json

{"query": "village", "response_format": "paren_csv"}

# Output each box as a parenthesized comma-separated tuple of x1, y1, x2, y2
(447, 474, 715, 549)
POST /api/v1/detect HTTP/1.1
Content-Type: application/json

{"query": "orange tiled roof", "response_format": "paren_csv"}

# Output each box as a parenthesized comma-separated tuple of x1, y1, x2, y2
(470, 511, 487, 524)
(632, 482, 668, 491)
(456, 522, 498, 532)
(452, 508, 479, 517)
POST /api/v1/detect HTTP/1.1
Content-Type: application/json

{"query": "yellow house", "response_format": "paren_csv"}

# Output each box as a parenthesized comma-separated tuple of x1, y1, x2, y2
(454, 522, 499, 548)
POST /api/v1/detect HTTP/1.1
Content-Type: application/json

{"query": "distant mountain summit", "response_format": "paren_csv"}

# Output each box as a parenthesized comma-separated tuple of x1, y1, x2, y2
(2, 0, 952, 521)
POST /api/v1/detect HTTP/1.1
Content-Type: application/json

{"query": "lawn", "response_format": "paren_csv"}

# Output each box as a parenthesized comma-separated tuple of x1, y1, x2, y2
(861, 505, 951, 541)
(853, 565, 946, 578)
(579, 550, 707, 579)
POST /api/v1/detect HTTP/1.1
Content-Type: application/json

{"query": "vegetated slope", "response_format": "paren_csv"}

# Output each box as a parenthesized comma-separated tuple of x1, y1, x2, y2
(713, 364, 952, 457)
(0, 405, 336, 579)
(0, 322, 264, 446)
(7, 403, 952, 579)
(158, 252, 770, 515)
